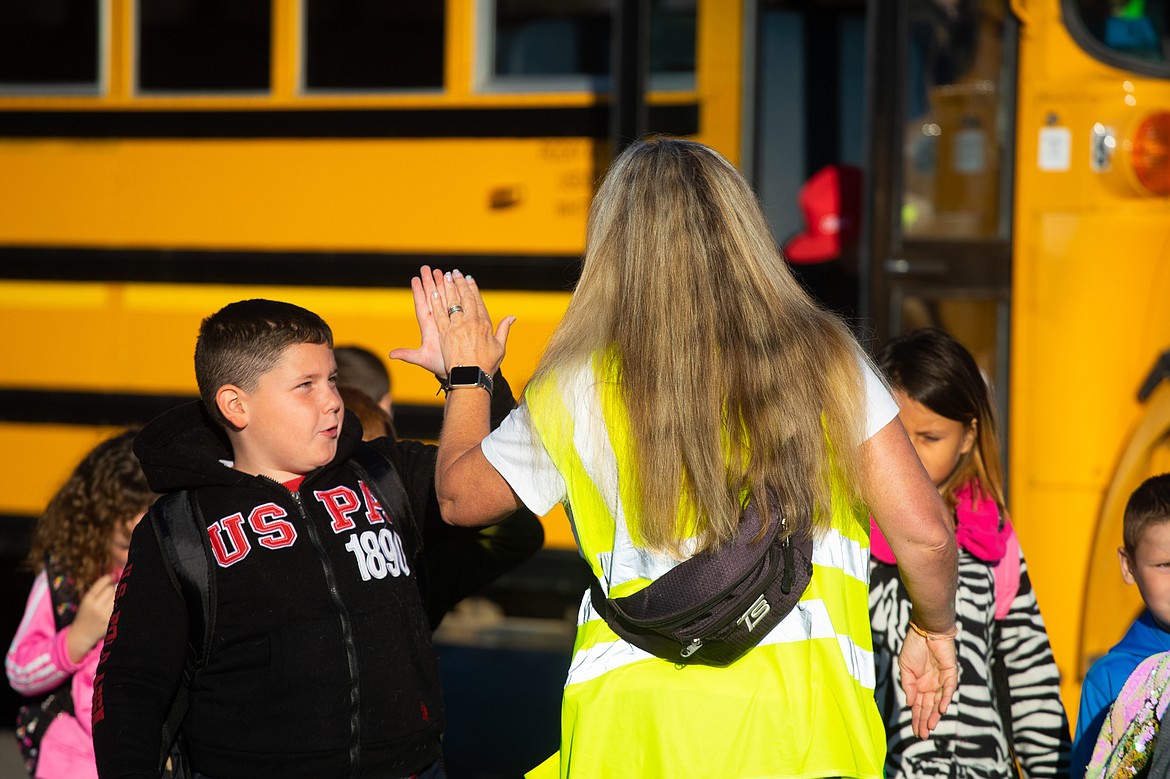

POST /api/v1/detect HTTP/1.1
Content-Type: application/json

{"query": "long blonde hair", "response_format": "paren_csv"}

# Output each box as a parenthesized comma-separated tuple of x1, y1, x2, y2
(531, 138, 869, 554)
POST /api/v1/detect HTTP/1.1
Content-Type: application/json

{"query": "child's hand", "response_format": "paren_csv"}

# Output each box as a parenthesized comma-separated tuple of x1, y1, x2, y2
(389, 265, 449, 379)
(67, 574, 116, 664)
(898, 629, 958, 739)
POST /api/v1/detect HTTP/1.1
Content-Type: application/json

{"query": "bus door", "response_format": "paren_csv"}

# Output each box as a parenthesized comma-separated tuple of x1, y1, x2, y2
(865, 0, 1018, 433)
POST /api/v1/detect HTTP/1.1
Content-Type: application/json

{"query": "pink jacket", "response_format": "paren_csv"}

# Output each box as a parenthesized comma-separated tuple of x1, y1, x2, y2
(6, 570, 103, 779)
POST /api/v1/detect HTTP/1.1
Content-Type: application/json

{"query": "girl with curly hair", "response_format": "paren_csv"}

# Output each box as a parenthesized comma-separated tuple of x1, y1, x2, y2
(6, 428, 156, 778)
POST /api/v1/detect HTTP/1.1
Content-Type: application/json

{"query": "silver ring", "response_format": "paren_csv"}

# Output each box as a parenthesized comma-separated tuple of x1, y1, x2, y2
(447, 304, 464, 317)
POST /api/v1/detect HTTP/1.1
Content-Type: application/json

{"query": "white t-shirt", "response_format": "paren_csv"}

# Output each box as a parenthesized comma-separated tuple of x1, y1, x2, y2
(482, 359, 899, 516)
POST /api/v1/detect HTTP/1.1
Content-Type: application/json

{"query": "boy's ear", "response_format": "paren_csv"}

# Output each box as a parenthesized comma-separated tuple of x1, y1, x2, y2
(1118, 546, 1137, 585)
(216, 385, 248, 430)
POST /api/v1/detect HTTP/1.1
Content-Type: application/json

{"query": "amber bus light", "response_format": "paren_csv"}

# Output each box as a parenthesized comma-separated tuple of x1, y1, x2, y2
(1130, 111, 1170, 197)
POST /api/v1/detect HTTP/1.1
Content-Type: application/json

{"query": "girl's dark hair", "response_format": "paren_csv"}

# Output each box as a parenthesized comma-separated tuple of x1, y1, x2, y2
(877, 328, 1005, 510)
(28, 428, 157, 593)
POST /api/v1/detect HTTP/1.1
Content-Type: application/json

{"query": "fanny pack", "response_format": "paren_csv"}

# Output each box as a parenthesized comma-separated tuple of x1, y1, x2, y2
(589, 494, 813, 667)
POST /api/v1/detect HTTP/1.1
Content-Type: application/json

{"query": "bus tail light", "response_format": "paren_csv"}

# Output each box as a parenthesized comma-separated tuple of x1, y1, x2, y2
(1130, 111, 1170, 196)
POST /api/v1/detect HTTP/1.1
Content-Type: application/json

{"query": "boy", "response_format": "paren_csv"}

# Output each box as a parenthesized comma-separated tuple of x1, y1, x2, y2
(92, 298, 542, 778)
(1071, 472, 1170, 778)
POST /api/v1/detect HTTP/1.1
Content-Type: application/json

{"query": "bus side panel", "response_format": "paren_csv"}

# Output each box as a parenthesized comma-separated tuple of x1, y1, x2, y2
(0, 138, 593, 254)
(1013, 4, 1170, 713)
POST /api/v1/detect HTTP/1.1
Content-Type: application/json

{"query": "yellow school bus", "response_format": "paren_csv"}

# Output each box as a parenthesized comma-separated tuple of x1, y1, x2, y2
(1014, 0, 1170, 712)
(0, 0, 745, 555)
(866, 0, 1170, 716)
(3, 0, 1170, 727)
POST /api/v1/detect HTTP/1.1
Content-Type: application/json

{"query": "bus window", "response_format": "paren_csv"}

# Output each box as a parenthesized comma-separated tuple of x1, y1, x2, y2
(303, 1, 444, 92)
(0, 0, 100, 93)
(485, 0, 696, 91)
(137, 0, 271, 92)
(1067, 0, 1168, 63)
(901, 0, 1009, 240)
(891, 292, 1007, 399)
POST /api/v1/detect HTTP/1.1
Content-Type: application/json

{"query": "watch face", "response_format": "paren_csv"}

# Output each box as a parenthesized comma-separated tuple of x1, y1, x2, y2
(449, 366, 483, 386)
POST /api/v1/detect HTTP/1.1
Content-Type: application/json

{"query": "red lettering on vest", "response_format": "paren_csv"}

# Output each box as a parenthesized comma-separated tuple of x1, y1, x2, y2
(248, 503, 297, 549)
(358, 480, 388, 525)
(314, 486, 361, 532)
(208, 513, 251, 567)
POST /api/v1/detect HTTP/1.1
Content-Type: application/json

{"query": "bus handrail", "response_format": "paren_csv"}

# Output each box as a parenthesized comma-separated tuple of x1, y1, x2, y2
(1009, 0, 1033, 29)
(1138, 349, 1170, 402)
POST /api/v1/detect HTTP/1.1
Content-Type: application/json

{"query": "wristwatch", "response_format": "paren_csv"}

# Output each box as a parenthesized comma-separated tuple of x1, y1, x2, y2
(445, 365, 493, 394)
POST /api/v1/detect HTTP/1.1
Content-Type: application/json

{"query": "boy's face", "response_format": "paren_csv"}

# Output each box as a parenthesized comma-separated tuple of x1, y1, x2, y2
(227, 342, 343, 482)
(893, 390, 976, 488)
(1119, 519, 1170, 632)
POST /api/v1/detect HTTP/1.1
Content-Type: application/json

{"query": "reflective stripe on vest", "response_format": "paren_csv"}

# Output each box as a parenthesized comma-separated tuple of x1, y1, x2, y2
(566, 593, 876, 689)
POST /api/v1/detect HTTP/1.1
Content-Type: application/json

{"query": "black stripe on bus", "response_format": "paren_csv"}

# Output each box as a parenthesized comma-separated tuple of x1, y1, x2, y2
(0, 247, 582, 291)
(0, 104, 699, 139)
(0, 515, 35, 558)
(0, 389, 446, 441)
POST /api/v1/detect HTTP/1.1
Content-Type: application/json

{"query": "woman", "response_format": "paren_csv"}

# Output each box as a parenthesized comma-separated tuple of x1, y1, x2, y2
(407, 138, 958, 778)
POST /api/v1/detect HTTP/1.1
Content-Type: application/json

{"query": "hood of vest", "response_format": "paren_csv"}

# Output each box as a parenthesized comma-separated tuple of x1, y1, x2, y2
(132, 400, 363, 493)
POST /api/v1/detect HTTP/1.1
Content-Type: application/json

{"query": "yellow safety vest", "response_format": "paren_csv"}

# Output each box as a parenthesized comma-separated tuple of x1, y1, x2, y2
(524, 357, 886, 779)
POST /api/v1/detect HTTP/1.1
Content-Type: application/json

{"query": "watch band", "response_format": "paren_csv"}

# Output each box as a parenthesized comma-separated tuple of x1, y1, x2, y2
(444, 366, 493, 394)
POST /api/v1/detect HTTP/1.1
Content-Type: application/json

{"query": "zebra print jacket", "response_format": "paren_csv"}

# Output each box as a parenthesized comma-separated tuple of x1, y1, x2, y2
(870, 545, 1072, 778)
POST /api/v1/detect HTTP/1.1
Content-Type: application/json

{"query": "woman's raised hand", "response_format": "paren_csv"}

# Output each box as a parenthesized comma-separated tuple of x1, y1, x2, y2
(421, 267, 514, 377)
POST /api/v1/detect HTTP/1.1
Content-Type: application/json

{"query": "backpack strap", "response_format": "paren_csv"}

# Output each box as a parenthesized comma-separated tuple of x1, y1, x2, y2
(991, 519, 1023, 776)
(24, 555, 82, 724)
(149, 490, 215, 779)
(42, 554, 80, 633)
(349, 445, 421, 560)
(993, 525, 1021, 621)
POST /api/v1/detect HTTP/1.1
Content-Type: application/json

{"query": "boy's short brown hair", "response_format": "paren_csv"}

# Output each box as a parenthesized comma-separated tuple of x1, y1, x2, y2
(1123, 473, 1170, 555)
(195, 299, 334, 427)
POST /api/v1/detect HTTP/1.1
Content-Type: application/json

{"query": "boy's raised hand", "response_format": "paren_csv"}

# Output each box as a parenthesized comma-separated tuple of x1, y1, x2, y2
(389, 264, 448, 378)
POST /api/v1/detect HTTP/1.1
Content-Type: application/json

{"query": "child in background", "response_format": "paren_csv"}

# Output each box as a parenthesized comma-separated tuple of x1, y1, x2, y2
(870, 328, 1071, 778)
(338, 385, 395, 441)
(335, 344, 394, 420)
(1083, 649, 1170, 778)
(6, 429, 156, 779)
(1072, 473, 1170, 778)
